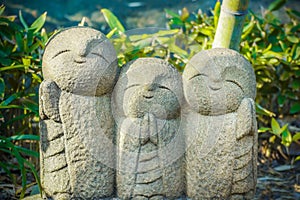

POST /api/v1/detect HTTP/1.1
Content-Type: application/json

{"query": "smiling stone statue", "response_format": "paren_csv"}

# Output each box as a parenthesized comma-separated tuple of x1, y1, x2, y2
(112, 58, 185, 199)
(39, 27, 119, 199)
(183, 48, 257, 199)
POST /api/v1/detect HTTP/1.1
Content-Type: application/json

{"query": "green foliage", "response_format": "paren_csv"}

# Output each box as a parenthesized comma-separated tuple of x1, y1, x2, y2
(268, 0, 287, 12)
(0, 5, 50, 198)
(241, 10, 300, 117)
(103, 7, 215, 71)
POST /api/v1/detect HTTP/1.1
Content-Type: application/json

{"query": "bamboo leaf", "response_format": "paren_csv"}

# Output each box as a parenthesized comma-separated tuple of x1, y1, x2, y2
(24, 159, 42, 197)
(29, 12, 47, 33)
(21, 98, 39, 115)
(258, 127, 271, 133)
(268, 0, 287, 12)
(0, 92, 21, 106)
(106, 27, 118, 39)
(14, 145, 39, 157)
(255, 103, 276, 117)
(0, 5, 5, 16)
(295, 156, 300, 162)
(1, 113, 33, 128)
(19, 10, 28, 30)
(101, 9, 125, 33)
(213, 0, 221, 28)
(0, 64, 28, 72)
(165, 9, 180, 19)
(41, 28, 48, 44)
(9, 134, 39, 141)
(242, 19, 255, 39)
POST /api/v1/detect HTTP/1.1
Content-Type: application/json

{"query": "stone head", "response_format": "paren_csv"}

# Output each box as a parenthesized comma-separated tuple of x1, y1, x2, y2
(183, 48, 256, 116)
(113, 58, 183, 119)
(42, 27, 118, 96)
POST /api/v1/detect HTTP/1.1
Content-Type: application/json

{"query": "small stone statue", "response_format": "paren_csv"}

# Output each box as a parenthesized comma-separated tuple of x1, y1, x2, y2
(39, 27, 119, 199)
(112, 58, 185, 199)
(183, 48, 257, 199)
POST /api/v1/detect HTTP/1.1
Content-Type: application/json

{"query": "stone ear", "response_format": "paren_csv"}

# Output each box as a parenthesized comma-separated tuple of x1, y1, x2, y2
(236, 98, 255, 140)
(39, 80, 61, 122)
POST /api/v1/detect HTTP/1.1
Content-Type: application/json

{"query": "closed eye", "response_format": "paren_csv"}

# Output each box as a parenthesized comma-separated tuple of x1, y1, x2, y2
(158, 85, 171, 91)
(226, 80, 244, 93)
(188, 73, 207, 80)
(52, 50, 71, 59)
(91, 52, 109, 64)
(125, 84, 140, 91)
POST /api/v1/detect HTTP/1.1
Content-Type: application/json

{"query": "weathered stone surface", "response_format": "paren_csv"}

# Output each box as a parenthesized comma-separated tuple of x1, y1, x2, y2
(182, 48, 257, 199)
(39, 27, 119, 199)
(112, 58, 185, 199)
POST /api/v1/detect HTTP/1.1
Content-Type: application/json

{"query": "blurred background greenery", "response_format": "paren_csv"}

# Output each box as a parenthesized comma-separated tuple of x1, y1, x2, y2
(0, 0, 300, 199)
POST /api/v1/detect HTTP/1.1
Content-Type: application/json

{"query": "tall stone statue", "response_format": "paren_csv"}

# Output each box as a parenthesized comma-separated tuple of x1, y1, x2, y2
(39, 27, 119, 199)
(112, 58, 185, 199)
(183, 48, 257, 199)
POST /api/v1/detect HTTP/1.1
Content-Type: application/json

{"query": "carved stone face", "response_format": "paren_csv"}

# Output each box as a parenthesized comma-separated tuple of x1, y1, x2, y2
(183, 48, 256, 116)
(42, 27, 118, 96)
(113, 58, 183, 119)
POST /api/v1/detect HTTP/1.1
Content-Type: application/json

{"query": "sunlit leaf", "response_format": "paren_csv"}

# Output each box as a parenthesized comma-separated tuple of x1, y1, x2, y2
(242, 19, 255, 39)
(29, 12, 47, 33)
(292, 132, 300, 141)
(287, 35, 299, 43)
(281, 129, 292, 147)
(271, 118, 282, 135)
(213, 0, 221, 28)
(101, 9, 125, 33)
(106, 27, 118, 39)
(255, 103, 276, 117)
(180, 7, 189, 21)
(258, 127, 271, 133)
(269, 135, 277, 143)
(295, 156, 300, 162)
(0, 5, 5, 16)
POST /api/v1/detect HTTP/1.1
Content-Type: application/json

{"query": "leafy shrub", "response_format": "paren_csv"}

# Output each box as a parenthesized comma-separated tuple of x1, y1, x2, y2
(0, 5, 51, 198)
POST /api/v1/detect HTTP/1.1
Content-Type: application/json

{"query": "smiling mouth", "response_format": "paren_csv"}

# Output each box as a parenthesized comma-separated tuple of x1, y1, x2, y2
(143, 95, 154, 99)
(74, 60, 86, 64)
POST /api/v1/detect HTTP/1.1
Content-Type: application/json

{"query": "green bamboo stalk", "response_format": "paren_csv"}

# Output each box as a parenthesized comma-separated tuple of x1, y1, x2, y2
(213, 0, 249, 51)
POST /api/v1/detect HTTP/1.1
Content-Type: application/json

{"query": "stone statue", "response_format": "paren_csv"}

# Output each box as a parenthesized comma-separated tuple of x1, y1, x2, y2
(112, 58, 185, 199)
(39, 27, 119, 199)
(183, 48, 257, 199)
